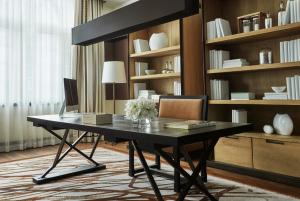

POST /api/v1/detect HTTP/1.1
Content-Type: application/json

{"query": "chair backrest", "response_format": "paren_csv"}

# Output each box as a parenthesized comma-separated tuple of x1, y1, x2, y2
(158, 95, 208, 121)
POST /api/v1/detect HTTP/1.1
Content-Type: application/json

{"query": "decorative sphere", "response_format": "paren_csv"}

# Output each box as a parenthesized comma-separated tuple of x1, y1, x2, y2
(263, 125, 274, 134)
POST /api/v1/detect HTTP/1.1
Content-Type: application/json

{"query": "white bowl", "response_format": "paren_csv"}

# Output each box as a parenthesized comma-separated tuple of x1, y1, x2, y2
(271, 86, 286, 93)
(145, 70, 156, 75)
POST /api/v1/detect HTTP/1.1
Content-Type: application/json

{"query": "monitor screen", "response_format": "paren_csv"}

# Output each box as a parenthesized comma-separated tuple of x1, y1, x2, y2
(63, 78, 79, 112)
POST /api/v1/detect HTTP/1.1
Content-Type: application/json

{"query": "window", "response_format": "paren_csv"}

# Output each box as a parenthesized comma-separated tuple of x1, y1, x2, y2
(0, 0, 75, 105)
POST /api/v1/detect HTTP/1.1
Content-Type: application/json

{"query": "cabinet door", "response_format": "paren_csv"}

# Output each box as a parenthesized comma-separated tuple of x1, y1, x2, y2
(215, 136, 253, 168)
(253, 138, 300, 178)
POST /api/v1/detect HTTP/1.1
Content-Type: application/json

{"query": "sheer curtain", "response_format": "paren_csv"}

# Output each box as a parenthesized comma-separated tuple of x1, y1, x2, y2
(0, 0, 75, 152)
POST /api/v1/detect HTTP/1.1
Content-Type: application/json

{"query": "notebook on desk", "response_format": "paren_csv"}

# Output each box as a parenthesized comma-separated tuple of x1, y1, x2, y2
(164, 120, 216, 130)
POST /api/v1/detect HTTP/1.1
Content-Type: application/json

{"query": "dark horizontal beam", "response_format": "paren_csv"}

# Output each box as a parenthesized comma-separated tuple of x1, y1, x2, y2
(72, 0, 199, 46)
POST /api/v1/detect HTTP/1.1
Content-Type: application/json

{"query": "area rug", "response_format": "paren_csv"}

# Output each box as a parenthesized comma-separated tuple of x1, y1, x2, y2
(0, 148, 298, 201)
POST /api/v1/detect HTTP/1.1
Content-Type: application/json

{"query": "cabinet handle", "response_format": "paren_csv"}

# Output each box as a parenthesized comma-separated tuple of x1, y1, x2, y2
(265, 139, 285, 145)
(225, 136, 239, 140)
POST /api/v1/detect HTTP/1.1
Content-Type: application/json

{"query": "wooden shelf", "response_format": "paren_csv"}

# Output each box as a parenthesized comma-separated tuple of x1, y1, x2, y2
(207, 62, 300, 75)
(236, 132, 300, 144)
(206, 22, 300, 45)
(130, 73, 180, 81)
(209, 100, 300, 106)
(130, 45, 180, 58)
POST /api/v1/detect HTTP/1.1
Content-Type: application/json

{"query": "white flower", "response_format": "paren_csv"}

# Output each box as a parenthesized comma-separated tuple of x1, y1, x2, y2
(125, 97, 158, 121)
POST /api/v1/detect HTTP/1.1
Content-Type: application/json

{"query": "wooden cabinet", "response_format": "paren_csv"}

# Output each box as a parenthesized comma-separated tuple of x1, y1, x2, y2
(215, 136, 253, 168)
(253, 138, 300, 178)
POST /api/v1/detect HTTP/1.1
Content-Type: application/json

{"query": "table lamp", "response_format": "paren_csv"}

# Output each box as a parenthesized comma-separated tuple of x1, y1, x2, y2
(102, 61, 127, 114)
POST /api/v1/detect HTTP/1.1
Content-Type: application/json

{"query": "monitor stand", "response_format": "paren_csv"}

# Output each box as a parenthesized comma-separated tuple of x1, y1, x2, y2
(59, 100, 81, 118)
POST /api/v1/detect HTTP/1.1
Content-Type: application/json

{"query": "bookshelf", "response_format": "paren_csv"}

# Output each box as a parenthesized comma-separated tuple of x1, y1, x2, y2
(128, 14, 204, 99)
(203, 0, 300, 184)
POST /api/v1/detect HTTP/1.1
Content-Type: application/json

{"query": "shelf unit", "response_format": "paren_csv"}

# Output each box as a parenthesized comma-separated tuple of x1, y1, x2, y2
(129, 20, 181, 98)
(203, 0, 300, 184)
(128, 14, 204, 99)
(207, 62, 300, 75)
(130, 73, 180, 81)
(130, 45, 180, 58)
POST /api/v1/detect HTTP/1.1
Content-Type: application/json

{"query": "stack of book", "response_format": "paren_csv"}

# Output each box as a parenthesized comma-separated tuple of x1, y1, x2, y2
(263, 92, 288, 100)
(286, 75, 300, 100)
(280, 39, 300, 63)
(232, 110, 247, 123)
(82, 113, 113, 125)
(134, 83, 146, 99)
(133, 39, 150, 53)
(174, 81, 182, 95)
(284, 0, 300, 24)
(210, 79, 229, 100)
(231, 92, 255, 100)
(223, 59, 250, 68)
(173, 55, 181, 73)
(207, 18, 232, 40)
(209, 50, 230, 69)
(139, 90, 156, 99)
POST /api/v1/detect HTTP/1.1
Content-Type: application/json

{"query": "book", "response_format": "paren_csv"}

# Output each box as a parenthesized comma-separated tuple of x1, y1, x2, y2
(82, 113, 113, 125)
(231, 92, 255, 100)
(135, 62, 148, 76)
(134, 83, 146, 99)
(280, 42, 284, 63)
(216, 18, 232, 37)
(207, 21, 216, 40)
(291, 77, 296, 100)
(285, 0, 291, 24)
(295, 75, 300, 99)
(164, 120, 216, 130)
(286, 77, 292, 100)
(263, 92, 288, 100)
(291, 0, 295, 24)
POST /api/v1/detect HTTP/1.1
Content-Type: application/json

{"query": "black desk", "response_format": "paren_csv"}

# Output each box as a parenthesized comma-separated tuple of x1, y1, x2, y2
(27, 115, 252, 201)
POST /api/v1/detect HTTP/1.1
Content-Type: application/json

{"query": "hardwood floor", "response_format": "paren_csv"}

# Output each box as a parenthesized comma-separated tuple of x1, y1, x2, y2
(0, 142, 299, 199)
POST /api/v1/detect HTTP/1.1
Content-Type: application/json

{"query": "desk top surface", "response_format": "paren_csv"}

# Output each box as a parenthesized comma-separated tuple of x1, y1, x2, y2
(27, 115, 252, 146)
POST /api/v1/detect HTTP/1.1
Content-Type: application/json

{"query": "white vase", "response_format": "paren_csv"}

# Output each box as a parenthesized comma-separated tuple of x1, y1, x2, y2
(149, 33, 168, 50)
(273, 114, 293, 136)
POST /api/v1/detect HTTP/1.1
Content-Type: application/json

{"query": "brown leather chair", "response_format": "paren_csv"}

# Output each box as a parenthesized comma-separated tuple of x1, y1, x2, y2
(128, 95, 209, 192)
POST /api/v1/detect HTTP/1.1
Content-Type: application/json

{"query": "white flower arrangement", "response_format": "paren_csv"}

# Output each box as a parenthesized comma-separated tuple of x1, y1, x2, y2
(125, 97, 158, 121)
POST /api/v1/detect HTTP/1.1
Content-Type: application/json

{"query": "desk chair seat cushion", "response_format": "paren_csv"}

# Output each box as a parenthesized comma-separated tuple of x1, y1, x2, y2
(159, 99, 203, 120)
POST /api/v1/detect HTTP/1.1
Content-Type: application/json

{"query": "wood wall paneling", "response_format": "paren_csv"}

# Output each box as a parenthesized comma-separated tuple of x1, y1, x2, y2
(104, 36, 129, 100)
(182, 13, 205, 95)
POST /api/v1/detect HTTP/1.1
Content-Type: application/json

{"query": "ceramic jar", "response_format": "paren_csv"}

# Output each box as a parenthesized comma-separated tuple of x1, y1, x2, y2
(273, 114, 293, 136)
(149, 33, 168, 50)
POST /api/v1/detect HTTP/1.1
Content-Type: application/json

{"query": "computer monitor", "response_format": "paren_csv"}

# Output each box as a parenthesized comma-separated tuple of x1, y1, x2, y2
(59, 78, 79, 117)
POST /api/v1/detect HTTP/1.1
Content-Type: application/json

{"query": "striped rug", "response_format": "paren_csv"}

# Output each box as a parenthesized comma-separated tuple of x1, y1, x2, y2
(0, 147, 298, 201)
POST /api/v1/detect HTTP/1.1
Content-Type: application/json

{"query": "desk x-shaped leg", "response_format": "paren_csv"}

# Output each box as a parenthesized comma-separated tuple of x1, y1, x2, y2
(33, 127, 106, 184)
(132, 138, 219, 201)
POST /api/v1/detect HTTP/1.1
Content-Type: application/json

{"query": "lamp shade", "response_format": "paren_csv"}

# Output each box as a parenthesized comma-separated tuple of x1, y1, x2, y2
(102, 61, 127, 83)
